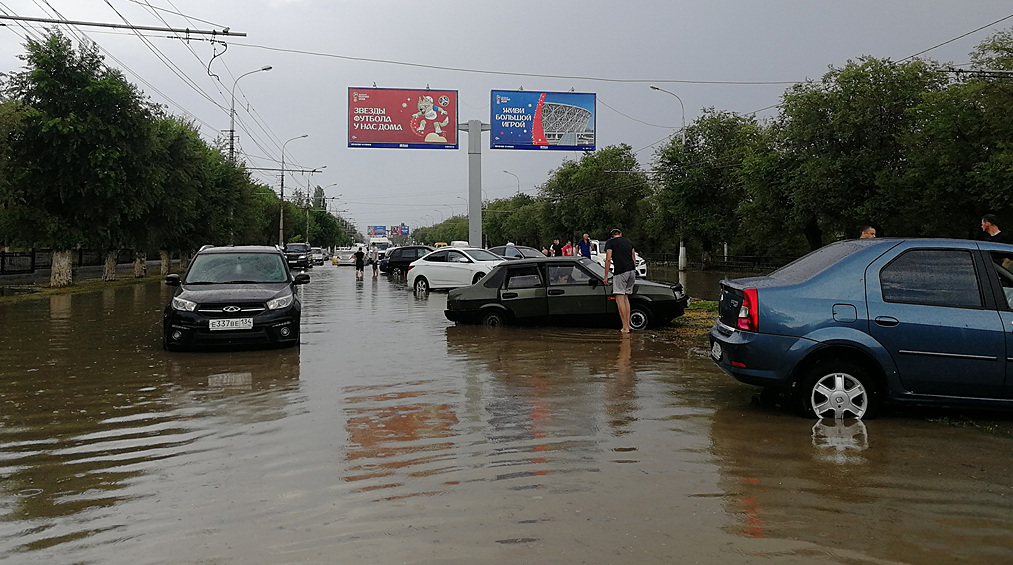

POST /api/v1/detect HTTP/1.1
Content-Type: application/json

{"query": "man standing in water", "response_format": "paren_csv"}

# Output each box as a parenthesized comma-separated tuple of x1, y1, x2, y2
(602, 228, 637, 334)
(353, 246, 366, 281)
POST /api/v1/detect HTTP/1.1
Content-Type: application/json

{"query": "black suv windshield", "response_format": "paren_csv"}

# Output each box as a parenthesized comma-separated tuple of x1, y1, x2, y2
(185, 253, 288, 284)
(285, 243, 310, 252)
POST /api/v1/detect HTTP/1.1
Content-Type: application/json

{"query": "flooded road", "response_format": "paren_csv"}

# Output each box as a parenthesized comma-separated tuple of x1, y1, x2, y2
(1, 266, 1012, 564)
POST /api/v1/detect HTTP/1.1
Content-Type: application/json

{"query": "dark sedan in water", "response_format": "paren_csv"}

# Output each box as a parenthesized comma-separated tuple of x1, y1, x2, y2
(710, 238, 1013, 419)
(445, 257, 687, 330)
(163, 245, 309, 351)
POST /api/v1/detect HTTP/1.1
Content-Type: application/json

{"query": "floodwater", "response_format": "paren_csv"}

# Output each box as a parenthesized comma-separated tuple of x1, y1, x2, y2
(0, 267, 1011, 564)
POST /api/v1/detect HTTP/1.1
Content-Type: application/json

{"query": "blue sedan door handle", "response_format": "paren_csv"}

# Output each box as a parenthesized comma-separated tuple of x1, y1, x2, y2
(548, 289, 565, 295)
(874, 316, 900, 327)
(502, 292, 518, 299)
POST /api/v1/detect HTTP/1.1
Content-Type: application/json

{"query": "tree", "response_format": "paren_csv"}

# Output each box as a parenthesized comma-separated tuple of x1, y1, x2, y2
(654, 110, 760, 257)
(541, 144, 650, 245)
(0, 31, 156, 286)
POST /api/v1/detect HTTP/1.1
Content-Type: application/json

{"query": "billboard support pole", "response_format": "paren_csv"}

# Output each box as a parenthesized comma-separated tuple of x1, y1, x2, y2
(461, 120, 490, 247)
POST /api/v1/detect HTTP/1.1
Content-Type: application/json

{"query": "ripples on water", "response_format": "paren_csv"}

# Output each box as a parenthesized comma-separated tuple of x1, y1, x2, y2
(0, 268, 1012, 563)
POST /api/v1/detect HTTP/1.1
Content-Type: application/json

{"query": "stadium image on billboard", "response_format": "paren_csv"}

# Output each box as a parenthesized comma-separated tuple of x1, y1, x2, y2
(491, 90, 596, 151)
(349, 88, 459, 149)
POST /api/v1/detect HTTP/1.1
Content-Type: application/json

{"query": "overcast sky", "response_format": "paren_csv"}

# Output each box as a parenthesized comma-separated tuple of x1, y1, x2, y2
(2, 1, 1012, 236)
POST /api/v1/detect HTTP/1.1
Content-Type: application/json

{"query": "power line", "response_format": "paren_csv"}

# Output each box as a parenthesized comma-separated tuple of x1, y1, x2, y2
(903, 12, 1013, 61)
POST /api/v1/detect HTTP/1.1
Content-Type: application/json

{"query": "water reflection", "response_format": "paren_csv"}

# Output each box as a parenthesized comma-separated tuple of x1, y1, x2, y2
(709, 405, 1013, 561)
(342, 380, 459, 500)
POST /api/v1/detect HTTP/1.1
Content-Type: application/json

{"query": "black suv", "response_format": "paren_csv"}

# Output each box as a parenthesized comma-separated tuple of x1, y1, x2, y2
(380, 245, 434, 275)
(284, 242, 312, 270)
(163, 245, 309, 351)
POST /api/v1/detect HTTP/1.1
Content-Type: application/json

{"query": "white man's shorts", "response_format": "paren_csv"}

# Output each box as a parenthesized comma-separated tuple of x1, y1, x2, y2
(613, 270, 635, 294)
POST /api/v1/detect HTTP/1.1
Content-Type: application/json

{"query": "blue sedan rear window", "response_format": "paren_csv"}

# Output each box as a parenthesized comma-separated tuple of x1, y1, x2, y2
(770, 241, 864, 283)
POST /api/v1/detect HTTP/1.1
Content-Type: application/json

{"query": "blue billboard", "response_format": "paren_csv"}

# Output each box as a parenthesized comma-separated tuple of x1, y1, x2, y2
(491, 90, 596, 151)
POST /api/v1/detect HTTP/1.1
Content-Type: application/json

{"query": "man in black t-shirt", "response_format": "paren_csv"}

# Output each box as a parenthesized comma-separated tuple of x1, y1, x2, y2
(982, 214, 1012, 244)
(603, 228, 637, 333)
(983, 214, 1013, 267)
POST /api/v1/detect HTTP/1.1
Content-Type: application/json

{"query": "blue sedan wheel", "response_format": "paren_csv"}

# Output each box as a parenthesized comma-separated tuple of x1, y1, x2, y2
(799, 361, 876, 420)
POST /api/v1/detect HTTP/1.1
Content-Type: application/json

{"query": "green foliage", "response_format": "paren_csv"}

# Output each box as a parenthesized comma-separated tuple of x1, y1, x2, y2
(1, 31, 156, 250)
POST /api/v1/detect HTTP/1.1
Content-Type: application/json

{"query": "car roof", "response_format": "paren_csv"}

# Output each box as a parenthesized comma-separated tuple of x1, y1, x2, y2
(494, 256, 590, 265)
(197, 245, 283, 255)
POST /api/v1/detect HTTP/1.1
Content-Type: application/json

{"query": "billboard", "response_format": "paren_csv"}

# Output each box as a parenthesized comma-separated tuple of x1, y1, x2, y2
(491, 90, 596, 151)
(369, 226, 386, 237)
(401, 225, 410, 236)
(349, 88, 459, 149)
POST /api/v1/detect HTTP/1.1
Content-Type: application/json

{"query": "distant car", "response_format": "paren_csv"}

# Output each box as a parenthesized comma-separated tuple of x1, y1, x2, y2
(163, 245, 309, 351)
(310, 247, 325, 266)
(332, 247, 356, 266)
(445, 257, 687, 330)
(380, 245, 434, 276)
(408, 247, 506, 293)
(710, 238, 1013, 420)
(284, 242, 312, 270)
(488, 245, 545, 260)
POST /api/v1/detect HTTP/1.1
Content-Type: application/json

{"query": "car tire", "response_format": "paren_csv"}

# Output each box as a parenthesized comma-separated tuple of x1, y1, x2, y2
(796, 360, 878, 420)
(413, 277, 430, 294)
(472, 272, 486, 285)
(481, 310, 506, 327)
(629, 305, 651, 331)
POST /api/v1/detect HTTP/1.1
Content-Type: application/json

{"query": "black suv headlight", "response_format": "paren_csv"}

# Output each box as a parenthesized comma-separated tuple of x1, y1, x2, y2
(267, 294, 294, 310)
(172, 296, 197, 311)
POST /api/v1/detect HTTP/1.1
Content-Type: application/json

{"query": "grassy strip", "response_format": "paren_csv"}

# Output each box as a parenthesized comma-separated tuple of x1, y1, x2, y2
(0, 274, 167, 304)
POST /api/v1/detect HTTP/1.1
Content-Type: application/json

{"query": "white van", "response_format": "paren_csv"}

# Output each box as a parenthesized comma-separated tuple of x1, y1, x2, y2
(368, 237, 392, 253)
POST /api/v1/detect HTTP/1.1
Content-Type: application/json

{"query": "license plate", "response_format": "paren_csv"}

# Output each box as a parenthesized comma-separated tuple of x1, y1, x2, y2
(209, 318, 253, 331)
(710, 341, 722, 361)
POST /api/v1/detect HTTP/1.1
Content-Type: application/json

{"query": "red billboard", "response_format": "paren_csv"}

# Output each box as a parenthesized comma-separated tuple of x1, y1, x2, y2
(348, 88, 459, 149)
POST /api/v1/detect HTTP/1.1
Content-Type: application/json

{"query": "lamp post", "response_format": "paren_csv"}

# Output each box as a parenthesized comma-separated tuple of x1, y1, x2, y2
(650, 85, 689, 270)
(229, 66, 272, 163)
(279, 134, 308, 246)
(649, 85, 686, 145)
(503, 170, 520, 194)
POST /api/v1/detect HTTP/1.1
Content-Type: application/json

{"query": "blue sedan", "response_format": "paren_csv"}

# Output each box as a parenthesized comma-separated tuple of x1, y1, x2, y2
(710, 238, 1013, 419)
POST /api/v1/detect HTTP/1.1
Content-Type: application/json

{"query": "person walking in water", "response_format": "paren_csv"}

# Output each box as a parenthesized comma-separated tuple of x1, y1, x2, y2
(353, 246, 365, 280)
(369, 243, 380, 278)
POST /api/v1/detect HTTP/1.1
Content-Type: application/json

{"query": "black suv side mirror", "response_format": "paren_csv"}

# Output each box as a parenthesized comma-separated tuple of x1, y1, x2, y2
(293, 273, 310, 285)
(165, 273, 181, 286)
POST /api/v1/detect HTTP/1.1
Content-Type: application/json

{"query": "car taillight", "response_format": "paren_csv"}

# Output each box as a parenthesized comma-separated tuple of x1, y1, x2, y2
(737, 288, 758, 331)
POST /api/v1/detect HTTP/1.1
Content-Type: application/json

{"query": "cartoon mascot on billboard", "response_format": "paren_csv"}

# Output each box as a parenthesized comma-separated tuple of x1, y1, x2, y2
(410, 95, 450, 143)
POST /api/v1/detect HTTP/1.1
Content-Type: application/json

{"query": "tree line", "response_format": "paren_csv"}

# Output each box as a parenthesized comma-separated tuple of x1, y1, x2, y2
(416, 29, 1013, 261)
(6, 29, 1013, 285)
(0, 31, 355, 287)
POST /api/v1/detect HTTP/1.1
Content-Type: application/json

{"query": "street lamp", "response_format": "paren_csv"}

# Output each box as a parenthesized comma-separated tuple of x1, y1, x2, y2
(229, 65, 272, 163)
(279, 134, 308, 246)
(649, 85, 686, 145)
(650, 85, 688, 269)
(503, 170, 520, 194)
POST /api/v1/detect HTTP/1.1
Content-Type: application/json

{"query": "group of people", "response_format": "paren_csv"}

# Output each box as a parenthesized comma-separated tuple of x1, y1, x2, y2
(352, 243, 380, 280)
(858, 214, 1010, 243)
(543, 233, 596, 259)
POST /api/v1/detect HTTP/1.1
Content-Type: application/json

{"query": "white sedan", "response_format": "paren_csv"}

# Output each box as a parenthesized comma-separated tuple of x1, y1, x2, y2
(408, 247, 505, 292)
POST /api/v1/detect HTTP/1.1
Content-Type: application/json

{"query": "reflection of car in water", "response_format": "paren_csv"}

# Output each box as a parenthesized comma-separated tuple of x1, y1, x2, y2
(710, 238, 1013, 419)
(708, 403, 1013, 561)
(445, 257, 687, 330)
(162, 245, 309, 351)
